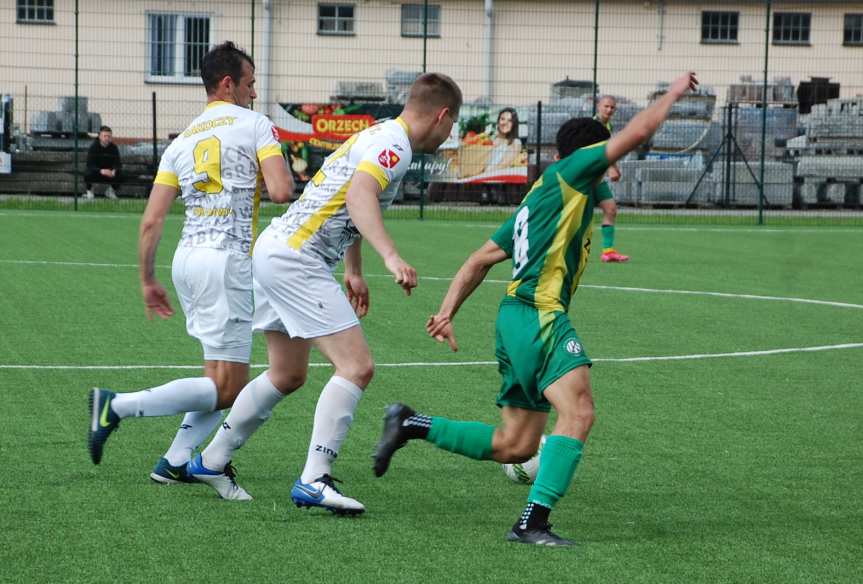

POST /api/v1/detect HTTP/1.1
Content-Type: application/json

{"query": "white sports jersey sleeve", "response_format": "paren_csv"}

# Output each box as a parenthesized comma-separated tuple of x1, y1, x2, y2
(269, 117, 413, 269)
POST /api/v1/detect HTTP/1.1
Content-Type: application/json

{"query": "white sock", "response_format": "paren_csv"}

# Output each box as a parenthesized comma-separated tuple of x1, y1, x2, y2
(110, 377, 217, 419)
(300, 376, 363, 484)
(201, 371, 284, 472)
(163, 410, 225, 467)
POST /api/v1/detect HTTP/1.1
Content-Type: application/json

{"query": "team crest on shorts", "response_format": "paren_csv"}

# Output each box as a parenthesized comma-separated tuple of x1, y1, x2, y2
(566, 339, 583, 355)
(378, 149, 400, 168)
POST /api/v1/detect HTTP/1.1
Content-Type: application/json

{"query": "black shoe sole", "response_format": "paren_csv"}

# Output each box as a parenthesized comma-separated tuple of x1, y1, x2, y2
(506, 529, 576, 547)
(88, 390, 102, 465)
(293, 500, 365, 516)
(372, 403, 414, 477)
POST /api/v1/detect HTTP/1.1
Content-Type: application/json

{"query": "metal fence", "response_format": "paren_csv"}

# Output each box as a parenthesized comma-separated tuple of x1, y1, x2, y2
(1, 0, 862, 225)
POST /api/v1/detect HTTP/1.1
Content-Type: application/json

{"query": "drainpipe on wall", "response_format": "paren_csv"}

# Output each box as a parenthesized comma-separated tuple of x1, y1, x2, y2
(657, 0, 666, 52)
(260, 0, 274, 116)
(484, 0, 494, 103)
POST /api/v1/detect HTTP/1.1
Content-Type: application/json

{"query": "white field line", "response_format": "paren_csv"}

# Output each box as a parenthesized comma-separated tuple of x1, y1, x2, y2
(0, 211, 860, 233)
(1, 342, 861, 371)
(2, 258, 862, 311)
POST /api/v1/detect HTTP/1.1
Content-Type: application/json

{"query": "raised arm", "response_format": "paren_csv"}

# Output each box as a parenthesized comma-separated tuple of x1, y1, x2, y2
(345, 171, 417, 295)
(605, 72, 698, 166)
(138, 183, 178, 319)
(427, 239, 510, 351)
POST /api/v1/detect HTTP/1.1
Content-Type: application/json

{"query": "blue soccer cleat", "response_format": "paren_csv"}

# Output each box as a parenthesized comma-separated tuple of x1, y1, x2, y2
(290, 475, 365, 516)
(150, 457, 199, 485)
(187, 454, 252, 501)
(88, 388, 120, 465)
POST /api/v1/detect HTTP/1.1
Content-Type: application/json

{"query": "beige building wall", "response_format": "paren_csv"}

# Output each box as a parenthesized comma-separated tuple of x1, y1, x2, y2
(1, 0, 861, 138)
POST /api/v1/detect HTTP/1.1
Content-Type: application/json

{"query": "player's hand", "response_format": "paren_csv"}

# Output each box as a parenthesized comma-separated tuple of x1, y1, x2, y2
(426, 314, 458, 352)
(384, 255, 418, 296)
(670, 72, 698, 98)
(608, 166, 621, 182)
(141, 281, 174, 320)
(100, 169, 112, 177)
(344, 273, 369, 318)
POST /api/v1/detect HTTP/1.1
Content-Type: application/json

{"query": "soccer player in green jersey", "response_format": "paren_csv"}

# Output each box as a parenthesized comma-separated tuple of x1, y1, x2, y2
(373, 72, 698, 546)
(593, 95, 629, 263)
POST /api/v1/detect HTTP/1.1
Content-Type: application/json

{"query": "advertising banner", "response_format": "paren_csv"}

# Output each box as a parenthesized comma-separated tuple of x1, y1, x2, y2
(274, 102, 528, 184)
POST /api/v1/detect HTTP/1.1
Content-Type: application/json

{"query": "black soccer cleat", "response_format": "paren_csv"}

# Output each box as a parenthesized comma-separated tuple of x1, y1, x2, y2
(372, 403, 416, 477)
(506, 523, 576, 547)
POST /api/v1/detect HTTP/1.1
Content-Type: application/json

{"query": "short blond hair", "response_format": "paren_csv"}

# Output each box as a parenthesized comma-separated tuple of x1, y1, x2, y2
(406, 73, 463, 117)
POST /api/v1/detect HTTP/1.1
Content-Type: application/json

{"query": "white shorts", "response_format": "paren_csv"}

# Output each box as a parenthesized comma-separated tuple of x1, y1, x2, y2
(252, 228, 359, 339)
(171, 245, 253, 363)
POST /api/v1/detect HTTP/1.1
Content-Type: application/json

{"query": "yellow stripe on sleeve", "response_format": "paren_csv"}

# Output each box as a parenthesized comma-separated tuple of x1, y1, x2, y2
(356, 160, 389, 191)
(287, 181, 351, 251)
(257, 144, 283, 163)
(154, 171, 179, 188)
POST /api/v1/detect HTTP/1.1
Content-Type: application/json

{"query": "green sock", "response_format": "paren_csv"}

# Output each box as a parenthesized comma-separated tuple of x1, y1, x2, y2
(527, 435, 584, 509)
(601, 224, 615, 251)
(427, 417, 495, 460)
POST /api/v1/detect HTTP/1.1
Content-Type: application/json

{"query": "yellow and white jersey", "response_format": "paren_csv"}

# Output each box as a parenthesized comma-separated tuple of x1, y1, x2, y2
(154, 101, 283, 255)
(269, 117, 412, 268)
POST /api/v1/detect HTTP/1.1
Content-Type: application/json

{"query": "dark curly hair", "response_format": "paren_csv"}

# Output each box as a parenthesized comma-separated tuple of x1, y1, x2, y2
(556, 118, 611, 159)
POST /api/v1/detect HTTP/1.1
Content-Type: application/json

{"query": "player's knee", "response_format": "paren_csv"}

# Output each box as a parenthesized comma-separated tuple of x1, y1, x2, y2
(494, 432, 537, 463)
(269, 370, 306, 394)
(341, 358, 374, 388)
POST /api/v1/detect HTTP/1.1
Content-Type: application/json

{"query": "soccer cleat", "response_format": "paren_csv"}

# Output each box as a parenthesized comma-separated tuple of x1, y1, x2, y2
(88, 388, 120, 465)
(601, 249, 630, 263)
(372, 403, 416, 478)
(105, 186, 118, 199)
(150, 457, 199, 485)
(187, 454, 252, 501)
(506, 523, 576, 547)
(83, 190, 95, 200)
(290, 474, 365, 516)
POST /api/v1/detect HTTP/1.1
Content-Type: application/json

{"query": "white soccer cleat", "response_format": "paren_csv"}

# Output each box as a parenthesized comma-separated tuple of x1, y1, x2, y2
(291, 475, 365, 516)
(105, 186, 117, 199)
(187, 454, 252, 501)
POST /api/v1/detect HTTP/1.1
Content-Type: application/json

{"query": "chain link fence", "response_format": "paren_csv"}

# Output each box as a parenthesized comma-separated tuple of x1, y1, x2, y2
(1, 0, 862, 225)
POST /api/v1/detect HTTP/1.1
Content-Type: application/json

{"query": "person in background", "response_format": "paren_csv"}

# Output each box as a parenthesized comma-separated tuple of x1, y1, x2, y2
(85, 126, 122, 199)
(594, 96, 629, 263)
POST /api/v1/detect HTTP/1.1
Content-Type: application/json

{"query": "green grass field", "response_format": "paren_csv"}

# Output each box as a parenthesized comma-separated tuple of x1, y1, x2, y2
(1, 209, 861, 583)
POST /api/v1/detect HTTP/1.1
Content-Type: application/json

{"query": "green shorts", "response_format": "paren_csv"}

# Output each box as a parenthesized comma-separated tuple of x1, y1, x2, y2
(494, 300, 591, 412)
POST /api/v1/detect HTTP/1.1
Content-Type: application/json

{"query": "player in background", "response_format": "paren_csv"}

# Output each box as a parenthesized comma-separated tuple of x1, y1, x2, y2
(593, 95, 629, 263)
(373, 73, 698, 545)
(87, 42, 294, 484)
(188, 74, 463, 512)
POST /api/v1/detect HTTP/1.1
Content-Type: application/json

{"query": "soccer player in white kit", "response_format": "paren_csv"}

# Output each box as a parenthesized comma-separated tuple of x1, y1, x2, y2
(189, 73, 463, 512)
(87, 42, 294, 483)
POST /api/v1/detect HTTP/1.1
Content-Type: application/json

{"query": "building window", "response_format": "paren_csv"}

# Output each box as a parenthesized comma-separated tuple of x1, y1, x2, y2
(701, 11, 738, 43)
(844, 14, 863, 46)
(318, 4, 354, 36)
(773, 12, 811, 45)
(401, 4, 441, 38)
(147, 14, 210, 80)
(17, 0, 54, 23)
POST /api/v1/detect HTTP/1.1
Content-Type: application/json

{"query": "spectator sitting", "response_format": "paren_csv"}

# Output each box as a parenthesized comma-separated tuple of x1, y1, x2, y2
(85, 126, 122, 199)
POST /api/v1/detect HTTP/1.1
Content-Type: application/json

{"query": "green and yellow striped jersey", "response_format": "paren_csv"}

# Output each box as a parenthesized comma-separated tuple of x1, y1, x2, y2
(490, 142, 611, 313)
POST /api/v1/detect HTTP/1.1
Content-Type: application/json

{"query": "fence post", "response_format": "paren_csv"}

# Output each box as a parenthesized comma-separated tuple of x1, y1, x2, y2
(73, 0, 80, 211)
(151, 92, 158, 185)
(419, 0, 430, 221)
(758, 0, 772, 226)
(535, 100, 542, 179)
(592, 0, 599, 116)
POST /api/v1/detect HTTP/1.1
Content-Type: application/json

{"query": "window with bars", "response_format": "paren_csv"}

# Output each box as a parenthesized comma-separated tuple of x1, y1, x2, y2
(147, 14, 210, 80)
(16, 0, 54, 23)
(773, 12, 811, 45)
(844, 14, 863, 46)
(318, 4, 354, 35)
(701, 11, 738, 43)
(401, 4, 441, 38)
